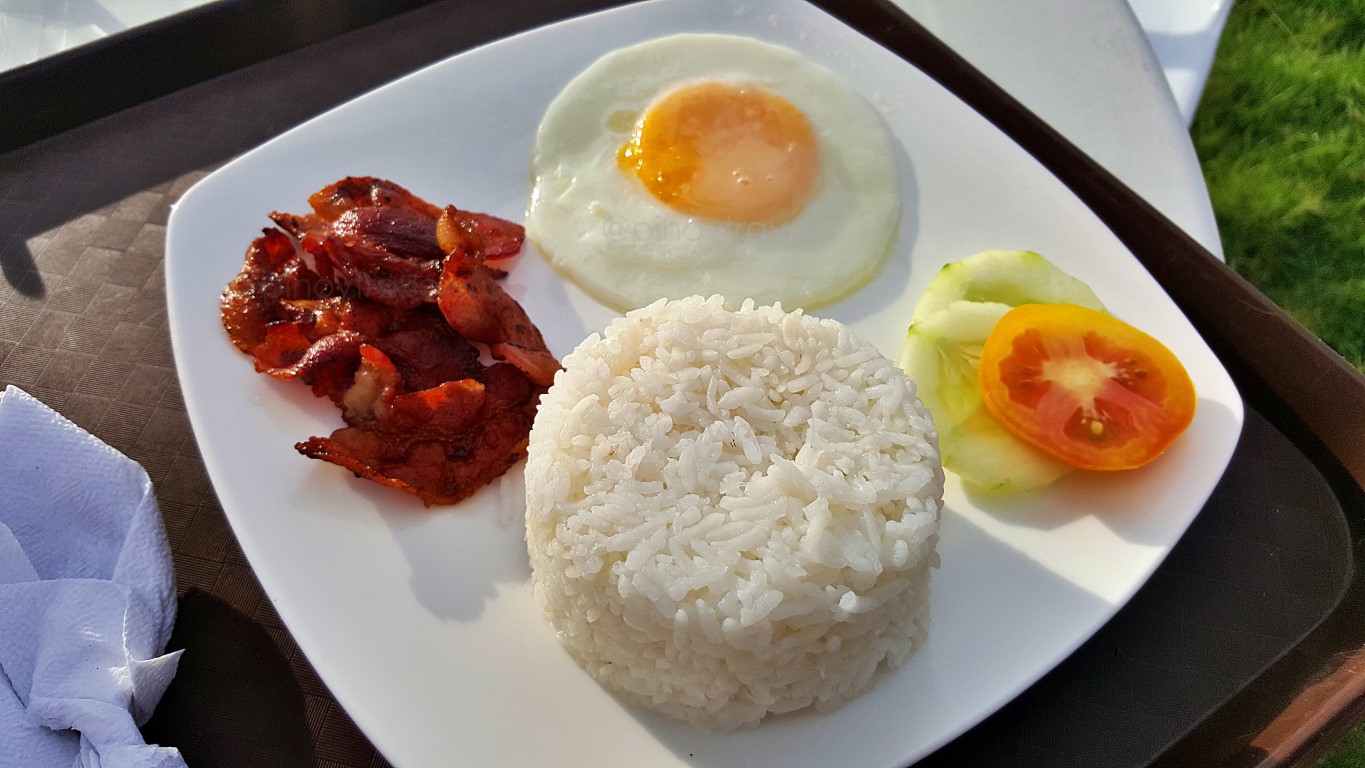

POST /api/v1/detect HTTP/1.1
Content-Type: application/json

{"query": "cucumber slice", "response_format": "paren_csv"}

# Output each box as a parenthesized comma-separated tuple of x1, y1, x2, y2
(941, 406, 1072, 493)
(903, 301, 1070, 491)
(900, 250, 1106, 492)
(911, 250, 1105, 322)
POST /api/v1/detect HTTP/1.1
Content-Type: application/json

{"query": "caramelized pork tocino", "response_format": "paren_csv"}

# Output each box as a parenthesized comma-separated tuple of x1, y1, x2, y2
(221, 228, 321, 353)
(220, 177, 557, 506)
(437, 220, 560, 388)
(299, 350, 533, 506)
(436, 205, 525, 260)
(308, 177, 443, 222)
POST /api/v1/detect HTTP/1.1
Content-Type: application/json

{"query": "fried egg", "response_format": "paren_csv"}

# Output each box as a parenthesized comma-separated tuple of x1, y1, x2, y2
(526, 34, 901, 311)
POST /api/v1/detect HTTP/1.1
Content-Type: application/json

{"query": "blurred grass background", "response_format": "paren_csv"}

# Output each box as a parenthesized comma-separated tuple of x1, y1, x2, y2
(1190, 1, 1365, 764)
(1191, 0, 1365, 375)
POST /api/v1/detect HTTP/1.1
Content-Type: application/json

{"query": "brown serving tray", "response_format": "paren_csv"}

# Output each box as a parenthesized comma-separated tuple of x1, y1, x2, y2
(2, 2, 1362, 766)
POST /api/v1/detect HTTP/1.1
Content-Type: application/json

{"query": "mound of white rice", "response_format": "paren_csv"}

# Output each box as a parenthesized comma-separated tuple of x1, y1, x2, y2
(525, 295, 943, 730)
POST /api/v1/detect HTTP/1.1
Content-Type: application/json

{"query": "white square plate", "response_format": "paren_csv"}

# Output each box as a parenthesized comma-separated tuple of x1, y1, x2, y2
(165, 1, 1243, 766)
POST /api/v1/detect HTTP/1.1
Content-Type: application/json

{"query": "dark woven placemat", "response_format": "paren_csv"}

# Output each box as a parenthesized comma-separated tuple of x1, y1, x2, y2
(0, 2, 1352, 767)
(0, 2, 612, 765)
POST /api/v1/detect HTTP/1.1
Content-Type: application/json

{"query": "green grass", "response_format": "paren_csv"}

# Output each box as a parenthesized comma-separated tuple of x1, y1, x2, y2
(1192, 2, 1365, 763)
(1191, 0, 1365, 373)
(1321, 720, 1365, 768)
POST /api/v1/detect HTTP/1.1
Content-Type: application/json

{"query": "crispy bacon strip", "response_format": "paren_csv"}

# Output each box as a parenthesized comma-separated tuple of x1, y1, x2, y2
(296, 429, 526, 507)
(490, 342, 561, 390)
(221, 228, 321, 352)
(436, 213, 559, 388)
(299, 230, 441, 310)
(308, 177, 443, 222)
(437, 205, 525, 260)
(298, 351, 532, 506)
(268, 211, 325, 239)
(368, 307, 483, 391)
(332, 206, 445, 261)
(261, 331, 367, 403)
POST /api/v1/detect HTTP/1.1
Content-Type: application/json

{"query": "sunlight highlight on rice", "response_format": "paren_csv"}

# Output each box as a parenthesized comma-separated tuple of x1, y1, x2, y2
(525, 295, 943, 729)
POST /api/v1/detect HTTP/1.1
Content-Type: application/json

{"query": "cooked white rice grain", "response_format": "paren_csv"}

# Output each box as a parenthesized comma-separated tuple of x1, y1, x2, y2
(525, 295, 943, 730)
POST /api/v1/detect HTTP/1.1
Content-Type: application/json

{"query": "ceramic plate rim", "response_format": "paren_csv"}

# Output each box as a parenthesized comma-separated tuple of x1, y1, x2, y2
(165, 1, 1244, 766)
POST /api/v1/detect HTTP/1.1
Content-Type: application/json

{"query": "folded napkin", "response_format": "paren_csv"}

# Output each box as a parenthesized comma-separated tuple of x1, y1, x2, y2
(0, 386, 187, 768)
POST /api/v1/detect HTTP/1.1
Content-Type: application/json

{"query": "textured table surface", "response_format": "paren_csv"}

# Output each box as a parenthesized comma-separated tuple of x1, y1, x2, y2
(0, 2, 1349, 766)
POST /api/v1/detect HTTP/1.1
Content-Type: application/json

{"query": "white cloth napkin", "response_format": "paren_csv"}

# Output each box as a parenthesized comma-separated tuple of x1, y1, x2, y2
(0, 386, 187, 768)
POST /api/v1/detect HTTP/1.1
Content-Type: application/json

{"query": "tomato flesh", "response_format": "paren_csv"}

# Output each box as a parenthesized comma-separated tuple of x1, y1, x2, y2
(978, 304, 1196, 471)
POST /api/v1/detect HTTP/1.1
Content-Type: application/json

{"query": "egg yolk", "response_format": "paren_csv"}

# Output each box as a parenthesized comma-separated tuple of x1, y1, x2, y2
(617, 82, 819, 224)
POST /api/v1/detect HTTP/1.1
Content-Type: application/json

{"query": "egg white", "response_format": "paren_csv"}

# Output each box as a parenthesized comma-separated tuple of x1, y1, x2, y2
(525, 33, 901, 311)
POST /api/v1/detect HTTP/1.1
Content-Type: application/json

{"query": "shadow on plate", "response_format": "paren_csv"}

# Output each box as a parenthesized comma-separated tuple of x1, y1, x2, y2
(916, 407, 1352, 768)
(360, 465, 533, 623)
(962, 396, 1243, 547)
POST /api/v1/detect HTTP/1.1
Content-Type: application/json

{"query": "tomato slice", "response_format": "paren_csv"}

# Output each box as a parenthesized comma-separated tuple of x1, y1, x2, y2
(978, 304, 1196, 471)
